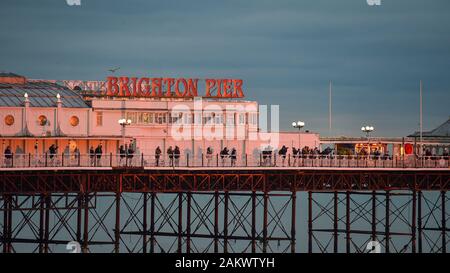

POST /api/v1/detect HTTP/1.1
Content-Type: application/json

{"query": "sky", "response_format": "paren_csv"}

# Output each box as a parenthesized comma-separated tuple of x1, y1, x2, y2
(1, 0, 449, 137)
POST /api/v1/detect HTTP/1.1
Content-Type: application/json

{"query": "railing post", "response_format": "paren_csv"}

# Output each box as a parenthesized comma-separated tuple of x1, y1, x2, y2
(44, 152, 47, 167)
(62, 152, 65, 167)
(28, 153, 31, 167)
(141, 153, 144, 167)
(110, 152, 113, 167)
(201, 153, 204, 167)
(216, 154, 219, 167)
(11, 153, 14, 167)
(245, 154, 248, 167)
(187, 154, 190, 167)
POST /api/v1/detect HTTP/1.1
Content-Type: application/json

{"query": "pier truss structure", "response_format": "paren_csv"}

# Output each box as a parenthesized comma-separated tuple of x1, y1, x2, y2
(0, 169, 449, 253)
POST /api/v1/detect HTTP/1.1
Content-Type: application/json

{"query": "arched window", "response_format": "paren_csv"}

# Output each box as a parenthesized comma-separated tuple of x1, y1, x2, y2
(38, 115, 48, 126)
(70, 116, 79, 127)
(4, 115, 14, 126)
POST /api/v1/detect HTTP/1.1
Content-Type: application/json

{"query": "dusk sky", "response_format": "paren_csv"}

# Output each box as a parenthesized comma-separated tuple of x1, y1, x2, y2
(1, 0, 449, 137)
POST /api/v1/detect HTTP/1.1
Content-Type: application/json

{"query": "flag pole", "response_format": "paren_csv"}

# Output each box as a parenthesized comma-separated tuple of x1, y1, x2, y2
(329, 80, 332, 136)
(420, 80, 423, 156)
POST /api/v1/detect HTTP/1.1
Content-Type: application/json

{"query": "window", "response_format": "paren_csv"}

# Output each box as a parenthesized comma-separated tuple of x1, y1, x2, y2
(249, 113, 258, 126)
(38, 115, 48, 126)
(96, 112, 103, 126)
(142, 113, 149, 124)
(126, 112, 137, 124)
(226, 113, 235, 126)
(215, 113, 223, 124)
(195, 113, 202, 124)
(238, 113, 245, 125)
(70, 116, 79, 127)
(203, 112, 213, 124)
(4, 115, 14, 126)
(149, 113, 154, 124)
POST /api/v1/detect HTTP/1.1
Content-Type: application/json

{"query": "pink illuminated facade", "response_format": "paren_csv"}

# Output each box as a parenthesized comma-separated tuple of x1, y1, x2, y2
(0, 73, 319, 163)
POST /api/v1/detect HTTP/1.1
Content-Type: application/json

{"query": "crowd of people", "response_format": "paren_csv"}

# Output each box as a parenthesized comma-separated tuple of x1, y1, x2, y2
(2, 143, 450, 168)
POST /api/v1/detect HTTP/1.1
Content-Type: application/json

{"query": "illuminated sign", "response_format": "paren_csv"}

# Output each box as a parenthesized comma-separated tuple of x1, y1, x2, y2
(106, 77, 245, 98)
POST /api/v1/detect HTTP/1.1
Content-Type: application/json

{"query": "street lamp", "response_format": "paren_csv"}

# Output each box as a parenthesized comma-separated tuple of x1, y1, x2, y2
(292, 121, 305, 149)
(118, 118, 132, 145)
(361, 125, 374, 155)
(361, 125, 374, 137)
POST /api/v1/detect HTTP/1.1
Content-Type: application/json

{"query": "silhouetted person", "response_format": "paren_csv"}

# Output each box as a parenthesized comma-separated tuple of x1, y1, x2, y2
(174, 146, 180, 167)
(119, 145, 126, 165)
(230, 148, 237, 167)
(95, 144, 102, 166)
(127, 145, 134, 166)
(155, 146, 162, 166)
(48, 144, 58, 166)
(220, 147, 229, 166)
(206, 146, 213, 167)
(89, 146, 95, 166)
(167, 146, 174, 167)
(278, 145, 288, 166)
(292, 147, 299, 166)
(4, 146, 12, 167)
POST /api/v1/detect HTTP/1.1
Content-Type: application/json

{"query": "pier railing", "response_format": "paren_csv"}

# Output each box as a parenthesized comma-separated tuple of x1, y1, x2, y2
(1, 153, 449, 169)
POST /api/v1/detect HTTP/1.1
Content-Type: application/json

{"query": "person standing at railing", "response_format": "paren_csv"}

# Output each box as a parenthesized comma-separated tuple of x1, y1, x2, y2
(220, 147, 229, 166)
(89, 146, 95, 166)
(4, 146, 12, 167)
(155, 146, 161, 166)
(63, 145, 70, 167)
(443, 148, 449, 157)
(167, 146, 174, 167)
(292, 147, 298, 166)
(174, 146, 180, 167)
(206, 146, 213, 167)
(127, 145, 134, 166)
(230, 148, 237, 167)
(74, 147, 80, 166)
(119, 145, 126, 166)
(48, 144, 58, 166)
(95, 144, 102, 167)
(278, 145, 288, 166)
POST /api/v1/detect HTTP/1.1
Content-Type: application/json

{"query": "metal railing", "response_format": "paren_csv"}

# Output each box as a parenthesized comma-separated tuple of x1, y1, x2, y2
(0, 153, 449, 169)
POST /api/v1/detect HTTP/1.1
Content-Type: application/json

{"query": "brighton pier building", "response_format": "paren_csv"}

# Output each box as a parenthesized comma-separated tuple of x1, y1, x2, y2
(0, 72, 319, 167)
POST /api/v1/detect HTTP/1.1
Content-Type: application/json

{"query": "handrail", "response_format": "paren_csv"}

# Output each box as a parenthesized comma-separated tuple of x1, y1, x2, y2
(0, 153, 449, 169)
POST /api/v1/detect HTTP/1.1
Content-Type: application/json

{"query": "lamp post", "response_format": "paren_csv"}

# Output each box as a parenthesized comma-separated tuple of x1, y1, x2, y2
(292, 121, 305, 149)
(118, 118, 132, 146)
(361, 125, 374, 155)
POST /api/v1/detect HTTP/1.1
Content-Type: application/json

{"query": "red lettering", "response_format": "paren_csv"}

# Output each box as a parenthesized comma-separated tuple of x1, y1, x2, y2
(233, 79, 244, 98)
(175, 78, 188, 97)
(106, 76, 119, 96)
(163, 78, 175, 97)
(137, 78, 150, 97)
(222, 79, 232, 98)
(151, 78, 163, 97)
(187, 79, 198, 96)
(205, 79, 217, 97)
(130, 77, 138, 97)
(216, 79, 222, 97)
(119, 77, 130, 97)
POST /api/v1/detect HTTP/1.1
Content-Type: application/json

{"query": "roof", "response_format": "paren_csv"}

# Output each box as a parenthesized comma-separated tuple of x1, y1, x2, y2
(0, 72, 24, 78)
(0, 81, 89, 108)
(408, 118, 450, 138)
